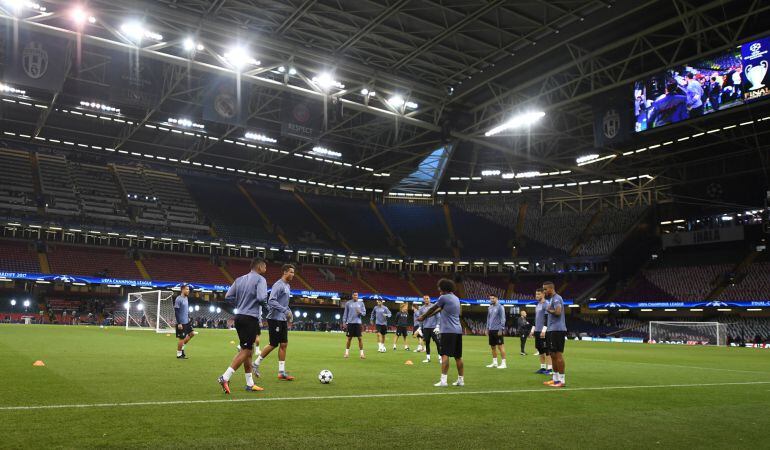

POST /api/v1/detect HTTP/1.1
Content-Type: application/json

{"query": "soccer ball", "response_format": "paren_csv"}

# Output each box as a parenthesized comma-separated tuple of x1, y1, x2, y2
(318, 369, 333, 384)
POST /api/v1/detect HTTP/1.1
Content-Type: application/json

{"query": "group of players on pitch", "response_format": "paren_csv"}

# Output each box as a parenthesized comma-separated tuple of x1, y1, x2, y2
(171, 257, 568, 393)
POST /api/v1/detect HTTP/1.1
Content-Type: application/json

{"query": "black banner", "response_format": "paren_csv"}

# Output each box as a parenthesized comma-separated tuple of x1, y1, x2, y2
(592, 88, 632, 149)
(202, 75, 250, 126)
(109, 55, 162, 107)
(281, 94, 323, 141)
(3, 27, 70, 92)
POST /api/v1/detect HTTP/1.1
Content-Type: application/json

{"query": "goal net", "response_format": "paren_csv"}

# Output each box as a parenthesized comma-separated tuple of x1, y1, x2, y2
(126, 290, 175, 333)
(648, 321, 726, 346)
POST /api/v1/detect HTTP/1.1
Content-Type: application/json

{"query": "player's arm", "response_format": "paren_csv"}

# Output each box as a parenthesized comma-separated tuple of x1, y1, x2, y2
(359, 304, 366, 317)
(342, 303, 349, 324)
(224, 281, 238, 303)
(370, 308, 376, 323)
(173, 297, 183, 328)
(418, 303, 442, 321)
(385, 308, 392, 318)
(548, 300, 563, 316)
(255, 278, 268, 305)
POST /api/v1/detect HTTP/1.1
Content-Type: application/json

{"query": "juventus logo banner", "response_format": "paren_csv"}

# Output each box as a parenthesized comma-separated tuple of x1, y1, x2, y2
(280, 93, 323, 141)
(2, 27, 69, 92)
(592, 87, 631, 149)
(202, 75, 250, 126)
(109, 55, 162, 107)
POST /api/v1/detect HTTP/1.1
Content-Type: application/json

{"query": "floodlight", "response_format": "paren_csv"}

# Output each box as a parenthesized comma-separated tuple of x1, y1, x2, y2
(485, 111, 545, 136)
(294, 310, 301, 317)
(137, 303, 144, 311)
(194, 305, 200, 311)
(576, 154, 599, 164)
(23, 300, 30, 307)
(224, 46, 259, 69)
(481, 170, 501, 176)
(209, 305, 215, 312)
(315, 312, 321, 319)
(312, 73, 344, 90)
(335, 314, 341, 320)
(216, 307, 221, 313)
(10, 299, 16, 306)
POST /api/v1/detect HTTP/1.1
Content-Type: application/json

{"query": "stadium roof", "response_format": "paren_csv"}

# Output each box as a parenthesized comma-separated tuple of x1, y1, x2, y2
(0, 0, 768, 203)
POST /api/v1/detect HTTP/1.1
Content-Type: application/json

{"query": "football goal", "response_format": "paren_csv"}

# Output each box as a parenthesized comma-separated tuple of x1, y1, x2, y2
(648, 321, 726, 346)
(126, 290, 176, 333)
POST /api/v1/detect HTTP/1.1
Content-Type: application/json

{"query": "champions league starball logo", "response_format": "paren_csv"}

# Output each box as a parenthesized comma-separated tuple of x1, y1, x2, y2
(22, 41, 48, 79)
(213, 88, 238, 119)
(602, 109, 620, 139)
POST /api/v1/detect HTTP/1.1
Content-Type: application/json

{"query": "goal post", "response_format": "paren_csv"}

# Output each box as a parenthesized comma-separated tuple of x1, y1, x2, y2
(126, 290, 176, 333)
(648, 321, 726, 346)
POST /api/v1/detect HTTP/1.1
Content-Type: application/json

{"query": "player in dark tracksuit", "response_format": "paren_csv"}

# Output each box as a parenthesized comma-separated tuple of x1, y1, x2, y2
(392, 303, 410, 351)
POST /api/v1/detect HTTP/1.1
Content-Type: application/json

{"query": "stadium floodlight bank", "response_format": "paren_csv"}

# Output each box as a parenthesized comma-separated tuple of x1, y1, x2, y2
(648, 321, 726, 346)
(126, 290, 175, 333)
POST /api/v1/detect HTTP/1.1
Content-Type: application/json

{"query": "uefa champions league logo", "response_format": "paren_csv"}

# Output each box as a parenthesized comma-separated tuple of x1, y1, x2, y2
(602, 109, 620, 139)
(750, 42, 762, 54)
(705, 301, 728, 307)
(22, 41, 48, 79)
(745, 60, 767, 91)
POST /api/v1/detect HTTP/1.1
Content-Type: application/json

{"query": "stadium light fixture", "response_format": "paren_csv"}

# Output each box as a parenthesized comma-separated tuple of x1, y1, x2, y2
(0, 83, 26, 95)
(244, 132, 277, 143)
(311, 146, 342, 158)
(10, 299, 16, 306)
(137, 303, 144, 311)
(387, 95, 418, 110)
(216, 307, 222, 314)
(302, 312, 308, 318)
(123, 302, 130, 310)
(167, 117, 204, 129)
(360, 88, 376, 97)
(312, 73, 345, 90)
(223, 46, 259, 70)
(334, 314, 341, 320)
(70, 7, 95, 26)
(183, 38, 204, 52)
(194, 305, 200, 311)
(481, 170, 501, 177)
(120, 21, 163, 42)
(188, 306, 193, 313)
(484, 111, 545, 137)
(233, 308, 239, 314)
(576, 154, 599, 164)
(209, 305, 215, 312)
(294, 310, 301, 317)
(23, 300, 30, 307)
(315, 313, 321, 319)
(288, 67, 297, 75)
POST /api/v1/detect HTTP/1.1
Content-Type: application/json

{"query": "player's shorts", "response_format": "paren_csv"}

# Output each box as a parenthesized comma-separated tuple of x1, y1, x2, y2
(534, 332, 549, 355)
(488, 330, 504, 346)
(440, 333, 463, 358)
(376, 324, 388, 335)
(346, 323, 362, 338)
(396, 326, 408, 337)
(234, 314, 259, 350)
(267, 319, 289, 347)
(411, 325, 421, 336)
(176, 322, 194, 339)
(546, 330, 567, 354)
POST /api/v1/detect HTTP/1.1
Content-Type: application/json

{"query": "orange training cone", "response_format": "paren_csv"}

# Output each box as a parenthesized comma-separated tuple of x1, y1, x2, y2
(404, 360, 414, 365)
(33, 360, 45, 367)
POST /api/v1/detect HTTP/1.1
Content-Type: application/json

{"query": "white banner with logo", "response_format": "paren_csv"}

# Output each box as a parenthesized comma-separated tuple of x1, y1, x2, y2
(662, 225, 744, 248)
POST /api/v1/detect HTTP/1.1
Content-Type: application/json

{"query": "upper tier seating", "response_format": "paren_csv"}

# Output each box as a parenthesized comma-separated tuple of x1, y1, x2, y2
(303, 194, 391, 254)
(0, 239, 40, 272)
(379, 204, 451, 257)
(141, 252, 228, 285)
(449, 205, 514, 258)
(362, 270, 417, 297)
(0, 149, 36, 215)
(47, 244, 142, 279)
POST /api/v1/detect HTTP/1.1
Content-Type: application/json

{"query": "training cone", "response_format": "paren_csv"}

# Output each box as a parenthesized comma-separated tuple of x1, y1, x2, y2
(230, 340, 235, 344)
(404, 360, 414, 365)
(33, 360, 45, 367)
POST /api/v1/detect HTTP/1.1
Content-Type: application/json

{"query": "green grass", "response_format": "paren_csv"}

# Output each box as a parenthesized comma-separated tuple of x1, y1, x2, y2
(0, 325, 768, 449)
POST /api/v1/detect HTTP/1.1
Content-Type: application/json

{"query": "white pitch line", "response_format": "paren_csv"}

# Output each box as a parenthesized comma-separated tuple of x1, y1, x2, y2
(581, 358, 769, 375)
(1, 381, 769, 412)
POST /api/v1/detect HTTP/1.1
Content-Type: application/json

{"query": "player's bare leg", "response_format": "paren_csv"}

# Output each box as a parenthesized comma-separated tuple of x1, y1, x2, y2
(357, 337, 365, 358)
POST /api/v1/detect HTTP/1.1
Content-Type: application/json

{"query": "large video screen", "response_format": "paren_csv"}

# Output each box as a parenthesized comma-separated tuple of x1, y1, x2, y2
(634, 36, 769, 132)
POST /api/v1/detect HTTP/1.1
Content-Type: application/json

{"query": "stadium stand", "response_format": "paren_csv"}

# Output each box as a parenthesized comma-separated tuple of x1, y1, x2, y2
(0, 148, 37, 216)
(141, 252, 228, 284)
(36, 153, 80, 218)
(448, 205, 514, 257)
(303, 194, 391, 254)
(463, 277, 506, 299)
(0, 239, 40, 272)
(523, 208, 592, 254)
(379, 204, 451, 257)
(361, 270, 417, 297)
(46, 244, 142, 279)
(576, 206, 648, 256)
(69, 161, 131, 224)
(718, 262, 770, 300)
(298, 265, 372, 294)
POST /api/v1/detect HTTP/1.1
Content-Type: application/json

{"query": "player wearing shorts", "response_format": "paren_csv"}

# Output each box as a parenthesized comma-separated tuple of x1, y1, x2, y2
(485, 294, 507, 369)
(253, 264, 296, 381)
(411, 303, 424, 352)
(392, 303, 410, 350)
(529, 288, 553, 375)
(343, 292, 366, 359)
(174, 284, 195, 359)
(419, 278, 464, 387)
(417, 295, 440, 363)
(218, 258, 268, 393)
(541, 281, 567, 387)
(370, 300, 392, 353)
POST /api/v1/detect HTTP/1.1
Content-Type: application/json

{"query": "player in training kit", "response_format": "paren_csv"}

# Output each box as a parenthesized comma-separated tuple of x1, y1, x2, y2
(485, 294, 507, 369)
(417, 295, 441, 363)
(412, 303, 424, 352)
(541, 281, 567, 387)
(419, 278, 464, 387)
(343, 292, 367, 359)
(392, 303, 410, 351)
(174, 284, 195, 359)
(219, 258, 268, 393)
(530, 288, 553, 375)
(371, 299, 392, 353)
(253, 264, 296, 381)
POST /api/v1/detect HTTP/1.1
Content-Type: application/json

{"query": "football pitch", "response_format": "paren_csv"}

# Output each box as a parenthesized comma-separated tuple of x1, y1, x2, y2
(0, 325, 768, 449)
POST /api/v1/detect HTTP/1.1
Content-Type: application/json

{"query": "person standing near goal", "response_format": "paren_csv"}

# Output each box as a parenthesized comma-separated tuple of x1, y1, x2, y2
(541, 281, 566, 388)
(343, 292, 367, 358)
(371, 299, 392, 353)
(419, 278, 464, 387)
(174, 284, 195, 359)
(253, 264, 296, 381)
(418, 295, 441, 363)
(530, 288, 552, 375)
(485, 294, 507, 369)
(218, 258, 269, 394)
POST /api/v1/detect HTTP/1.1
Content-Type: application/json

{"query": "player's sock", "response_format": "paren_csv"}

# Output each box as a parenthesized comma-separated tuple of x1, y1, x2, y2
(560, 373, 565, 384)
(245, 372, 254, 387)
(177, 350, 183, 357)
(457, 376, 464, 382)
(255, 355, 264, 366)
(344, 349, 349, 356)
(255, 346, 260, 354)
(278, 361, 286, 373)
(493, 357, 498, 365)
(426, 354, 431, 360)
(547, 364, 552, 371)
(181, 345, 186, 351)
(222, 367, 235, 382)
(440, 374, 447, 384)
(552, 372, 559, 383)
(359, 349, 365, 357)
(540, 363, 546, 369)
(500, 359, 507, 366)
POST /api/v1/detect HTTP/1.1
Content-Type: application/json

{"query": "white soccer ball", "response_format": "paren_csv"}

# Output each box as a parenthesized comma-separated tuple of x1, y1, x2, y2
(318, 369, 333, 384)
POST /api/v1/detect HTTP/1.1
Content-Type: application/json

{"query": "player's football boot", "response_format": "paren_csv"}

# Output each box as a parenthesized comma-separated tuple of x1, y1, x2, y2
(497, 363, 507, 369)
(217, 376, 231, 394)
(245, 385, 264, 392)
(485, 363, 498, 368)
(452, 379, 464, 387)
(278, 372, 295, 381)
(543, 380, 555, 386)
(534, 368, 547, 374)
(251, 362, 261, 378)
(550, 381, 565, 388)
(433, 380, 448, 387)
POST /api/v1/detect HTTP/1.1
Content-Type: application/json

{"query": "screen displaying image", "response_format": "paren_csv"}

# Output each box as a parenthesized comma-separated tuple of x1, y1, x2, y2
(634, 36, 769, 132)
